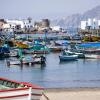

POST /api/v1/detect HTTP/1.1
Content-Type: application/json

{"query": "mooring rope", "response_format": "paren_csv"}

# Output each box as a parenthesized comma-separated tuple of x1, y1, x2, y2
(42, 92, 50, 100)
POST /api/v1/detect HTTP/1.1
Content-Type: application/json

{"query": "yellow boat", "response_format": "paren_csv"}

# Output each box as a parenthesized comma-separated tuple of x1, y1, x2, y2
(16, 41, 29, 48)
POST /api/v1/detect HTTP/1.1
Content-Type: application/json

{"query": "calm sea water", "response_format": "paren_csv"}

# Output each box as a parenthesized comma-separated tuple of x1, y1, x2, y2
(0, 53, 100, 88)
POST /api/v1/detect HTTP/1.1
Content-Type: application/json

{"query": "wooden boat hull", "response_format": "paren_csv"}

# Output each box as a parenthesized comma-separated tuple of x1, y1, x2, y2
(23, 49, 49, 54)
(0, 87, 43, 100)
(0, 77, 44, 100)
(50, 47, 62, 52)
(16, 42, 29, 48)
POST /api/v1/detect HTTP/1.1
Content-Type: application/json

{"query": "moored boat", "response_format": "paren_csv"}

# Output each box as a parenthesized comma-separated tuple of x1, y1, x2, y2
(65, 50, 85, 58)
(9, 49, 19, 57)
(85, 54, 100, 59)
(16, 41, 29, 49)
(7, 55, 46, 66)
(0, 77, 44, 100)
(23, 44, 49, 54)
(49, 46, 62, 52)
(59, 51, 78, 61)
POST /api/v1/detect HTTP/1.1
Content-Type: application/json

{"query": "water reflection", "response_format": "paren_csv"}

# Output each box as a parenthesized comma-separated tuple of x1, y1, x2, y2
(1, 53, 100, 88)
(59, 60, 78, 64)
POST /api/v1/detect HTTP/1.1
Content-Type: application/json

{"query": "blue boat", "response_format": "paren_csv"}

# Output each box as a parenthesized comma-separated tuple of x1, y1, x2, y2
(59, 51, 78, 61)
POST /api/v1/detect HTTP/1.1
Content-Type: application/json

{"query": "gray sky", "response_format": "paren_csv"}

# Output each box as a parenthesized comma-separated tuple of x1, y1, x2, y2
(0, 0, 100, 20)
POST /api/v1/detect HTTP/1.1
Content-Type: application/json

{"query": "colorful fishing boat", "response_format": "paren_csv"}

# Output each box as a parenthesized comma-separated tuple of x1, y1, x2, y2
(16, 41, 29, 49)
(0, 77, 44, 100)
(78, 42, 100, 59)
(23, 44, 49, 54)
(78, 42, 100, 53)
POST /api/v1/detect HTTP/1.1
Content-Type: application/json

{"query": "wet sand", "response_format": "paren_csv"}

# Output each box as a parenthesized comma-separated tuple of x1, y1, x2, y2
(41, 88, 100, 100)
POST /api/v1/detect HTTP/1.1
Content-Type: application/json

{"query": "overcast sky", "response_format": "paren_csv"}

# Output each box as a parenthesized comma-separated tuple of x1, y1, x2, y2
(0, 0, 100, 20)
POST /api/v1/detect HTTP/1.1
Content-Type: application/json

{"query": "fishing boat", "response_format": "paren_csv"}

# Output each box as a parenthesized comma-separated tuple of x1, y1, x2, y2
(65, 50, 85, 58)
(7, 55, 46, 66)
(49, 46, 62, 52)
(9, 49, 19, 57)
(48, 40, 68, 52)
(78, 42, 100, 53)
(85, 54, 100, 59)
(16, 41, 29, 49)
(59, 50, 78, 61)
(78, 42, 100, 59)
(23, 44, 49, 54)
(0, 77, 44, 100)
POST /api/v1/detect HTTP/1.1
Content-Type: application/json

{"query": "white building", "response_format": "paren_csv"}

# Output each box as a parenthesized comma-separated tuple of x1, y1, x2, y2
(6, 19, 25, 29)
(81, 21, 87, 30)
(3, 19, 33, 31)
(51, 26, 61, 32)
(80, 18, 99, 30)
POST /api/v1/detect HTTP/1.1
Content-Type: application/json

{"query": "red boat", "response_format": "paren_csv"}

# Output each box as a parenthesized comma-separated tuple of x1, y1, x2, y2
(0, 77, 44, 100)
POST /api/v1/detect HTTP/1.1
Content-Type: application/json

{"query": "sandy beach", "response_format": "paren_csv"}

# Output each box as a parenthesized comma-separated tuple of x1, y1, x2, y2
(41, 88, 100, 100)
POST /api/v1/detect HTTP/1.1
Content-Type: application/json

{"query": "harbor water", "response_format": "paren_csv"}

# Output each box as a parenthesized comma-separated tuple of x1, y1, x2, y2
(0, 53, 100, 88)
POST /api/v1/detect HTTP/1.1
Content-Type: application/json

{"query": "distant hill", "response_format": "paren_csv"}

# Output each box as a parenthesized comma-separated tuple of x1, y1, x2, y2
(51, 5, 100, 28)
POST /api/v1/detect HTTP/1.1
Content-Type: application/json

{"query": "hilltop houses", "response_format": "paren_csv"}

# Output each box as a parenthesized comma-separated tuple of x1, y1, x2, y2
(80, 18, 100, 30)
(79, 18, 100, 36)
(0, 19, 34, 34)
(0, 18, 65, 34)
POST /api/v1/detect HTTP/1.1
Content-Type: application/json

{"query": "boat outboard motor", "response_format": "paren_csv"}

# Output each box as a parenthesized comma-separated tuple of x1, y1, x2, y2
(40, 56, 46, 64)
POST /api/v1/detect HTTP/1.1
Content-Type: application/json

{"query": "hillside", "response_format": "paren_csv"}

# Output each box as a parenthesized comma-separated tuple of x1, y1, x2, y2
(51, 5, 100, 28)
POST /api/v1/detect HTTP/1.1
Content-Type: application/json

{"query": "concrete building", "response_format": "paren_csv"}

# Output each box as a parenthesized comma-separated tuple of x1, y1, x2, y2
(5, 19, 25, 29)
(2, 19, 33, 32)
(80, 18, 99, 30)
(0, 19, 6, 30)
(34, 19, 50, 31)
(80, 21, 87, 30)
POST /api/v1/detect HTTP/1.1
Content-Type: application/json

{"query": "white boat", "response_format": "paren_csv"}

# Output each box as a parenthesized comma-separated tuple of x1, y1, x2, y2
(65, 50, 85, 58)
(7, 59, 21, 65)
(7, 56, 46, 66)
(9, 49, 18, 57)
(85, 54, 100, 59)
(59, 51, 78, 61)
(0, 77, 44, 100)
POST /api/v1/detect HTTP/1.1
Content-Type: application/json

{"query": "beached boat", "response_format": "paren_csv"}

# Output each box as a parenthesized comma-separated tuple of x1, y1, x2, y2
(0, 77, 44, 100)
(59, 51, 78, 61)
